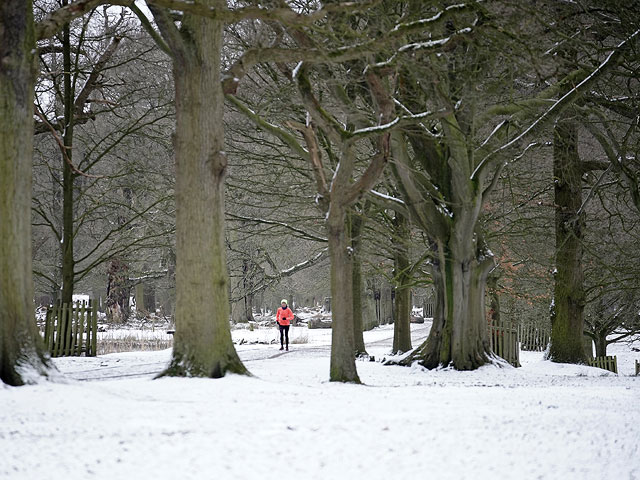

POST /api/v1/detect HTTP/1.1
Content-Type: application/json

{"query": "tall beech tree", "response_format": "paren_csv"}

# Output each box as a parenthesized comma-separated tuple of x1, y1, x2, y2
(0, 0, 54, 385)
(146, 1, 248, 377)
(391, 211, 412, 354)
(546, 0, 639, 363)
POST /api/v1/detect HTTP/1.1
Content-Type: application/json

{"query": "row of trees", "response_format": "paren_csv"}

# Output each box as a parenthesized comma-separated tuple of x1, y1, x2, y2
(1, 0, 638, 385)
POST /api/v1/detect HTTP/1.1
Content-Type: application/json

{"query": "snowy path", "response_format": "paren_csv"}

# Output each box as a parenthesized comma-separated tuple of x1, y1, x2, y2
(2, 324, 639, 480)
(51, 324, 430, 381)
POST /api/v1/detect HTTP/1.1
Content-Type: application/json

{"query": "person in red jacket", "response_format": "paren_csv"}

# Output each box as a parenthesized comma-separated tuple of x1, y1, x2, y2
(276, 299, 294, 351)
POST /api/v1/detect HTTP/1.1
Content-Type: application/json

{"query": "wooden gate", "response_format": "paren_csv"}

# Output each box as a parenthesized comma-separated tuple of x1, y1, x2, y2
(488, 318, 520, 367)
(43, 300, 98, 357)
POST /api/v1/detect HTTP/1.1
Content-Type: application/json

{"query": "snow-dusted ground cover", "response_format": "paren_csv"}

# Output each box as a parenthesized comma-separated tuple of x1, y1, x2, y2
(2, 324, 639, 480)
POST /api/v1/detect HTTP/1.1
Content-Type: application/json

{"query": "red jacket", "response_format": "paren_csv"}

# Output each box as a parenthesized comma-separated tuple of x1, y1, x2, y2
(276, 306, 294, 326)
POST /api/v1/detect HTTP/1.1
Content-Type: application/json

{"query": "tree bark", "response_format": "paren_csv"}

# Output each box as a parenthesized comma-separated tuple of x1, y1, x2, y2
(60, 12, 75, 306)
(0, 0, 51, 385)
(402, 237, 494, 369)
(350, 210, 367, 356)
(487, 274, 501, 327)
(594, 332, 607, 358)
(392, 213, 412, 354)
(238, 260, 255, 323)
(548, 119, 588, 364)
(106, 258, 129, 323)
(390, 120, 495, 369)
(328, 204, 360, 383)
(155, 2, 247, 378)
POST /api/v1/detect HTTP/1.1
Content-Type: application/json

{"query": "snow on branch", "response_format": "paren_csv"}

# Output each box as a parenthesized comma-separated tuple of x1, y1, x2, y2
(369, 189, 406, 206)
(349, 107, 447, 140)
(398, 28, 472, 52)
(129, 270, 170, 284)
(391, 3, 471, 33)
(277, 249, 327, 276)
(351, 117, 399, 136)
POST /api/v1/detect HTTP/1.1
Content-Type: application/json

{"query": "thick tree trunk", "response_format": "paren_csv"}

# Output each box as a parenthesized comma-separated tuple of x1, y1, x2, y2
(549, 120, 588, 364)
(392, 213, 412, 354)
(350, 211, 367, 356)
(328, 206, 360, 383)
(402, 240, 493, 370)
(0, 0, 51, 385)
(160, 5, 247, 378)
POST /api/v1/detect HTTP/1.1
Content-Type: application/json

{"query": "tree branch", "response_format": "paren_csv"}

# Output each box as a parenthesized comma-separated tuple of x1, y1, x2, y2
(471, 27, 640, 181)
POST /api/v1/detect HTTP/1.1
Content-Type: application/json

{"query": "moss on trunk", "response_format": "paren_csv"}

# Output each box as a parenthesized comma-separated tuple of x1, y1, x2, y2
(400, 241, 493, 370)
(548, 120, 588, 364)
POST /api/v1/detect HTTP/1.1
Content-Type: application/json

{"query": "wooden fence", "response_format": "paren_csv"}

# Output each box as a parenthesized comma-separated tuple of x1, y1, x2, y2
(588, 355, 617, 374)
(519, 324, 550, 352)
(43, 301, 98, 357)
(636, 359, 639, 376)
(488, 318, 520, 367)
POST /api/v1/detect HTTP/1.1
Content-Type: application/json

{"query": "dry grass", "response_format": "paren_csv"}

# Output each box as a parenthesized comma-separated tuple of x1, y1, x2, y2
(97, 331, 173, 355)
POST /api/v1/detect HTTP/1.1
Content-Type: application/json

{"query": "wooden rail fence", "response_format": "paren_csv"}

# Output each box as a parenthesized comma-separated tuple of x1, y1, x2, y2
(488, 319, 520, 367)
(43, 301, 98, 357)
(588, 355, 617, 374)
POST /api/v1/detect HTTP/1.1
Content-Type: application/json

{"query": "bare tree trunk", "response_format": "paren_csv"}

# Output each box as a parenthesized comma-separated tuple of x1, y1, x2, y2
(350, 210, 367, 356)
(0, 0, 51, 385)
(402, 239, 493, 369)
(548, 119, 588, 364)
(392, 213, 412, 354)
(153, 3, 247, 377)
(240, 260, 255, 322)
(144, 283, 156, 314)
(231, 263, 254, 324)
(106, 258, 129, 323)
(60, 12, 75, 306)
(328, 205, 360, 383)
(594, 332, 607, 358)
(487, 274, 501, 327)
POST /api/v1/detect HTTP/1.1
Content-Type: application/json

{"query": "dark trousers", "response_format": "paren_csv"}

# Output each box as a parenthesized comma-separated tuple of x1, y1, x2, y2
(279, 325, 290, 346)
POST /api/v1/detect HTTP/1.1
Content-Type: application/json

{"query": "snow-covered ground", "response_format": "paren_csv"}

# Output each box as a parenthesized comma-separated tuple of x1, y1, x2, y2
(2, 324, 639, 480)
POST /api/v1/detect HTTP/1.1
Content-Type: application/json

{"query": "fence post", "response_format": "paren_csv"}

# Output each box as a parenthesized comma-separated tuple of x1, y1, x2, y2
(44, 308, 52, 352)
(91, 301, 98, 357)
(65, 303, 74, 356)
(53, 303, 63, 357)
(70, 302, 78, 356)
(75, 301, 84, 356)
